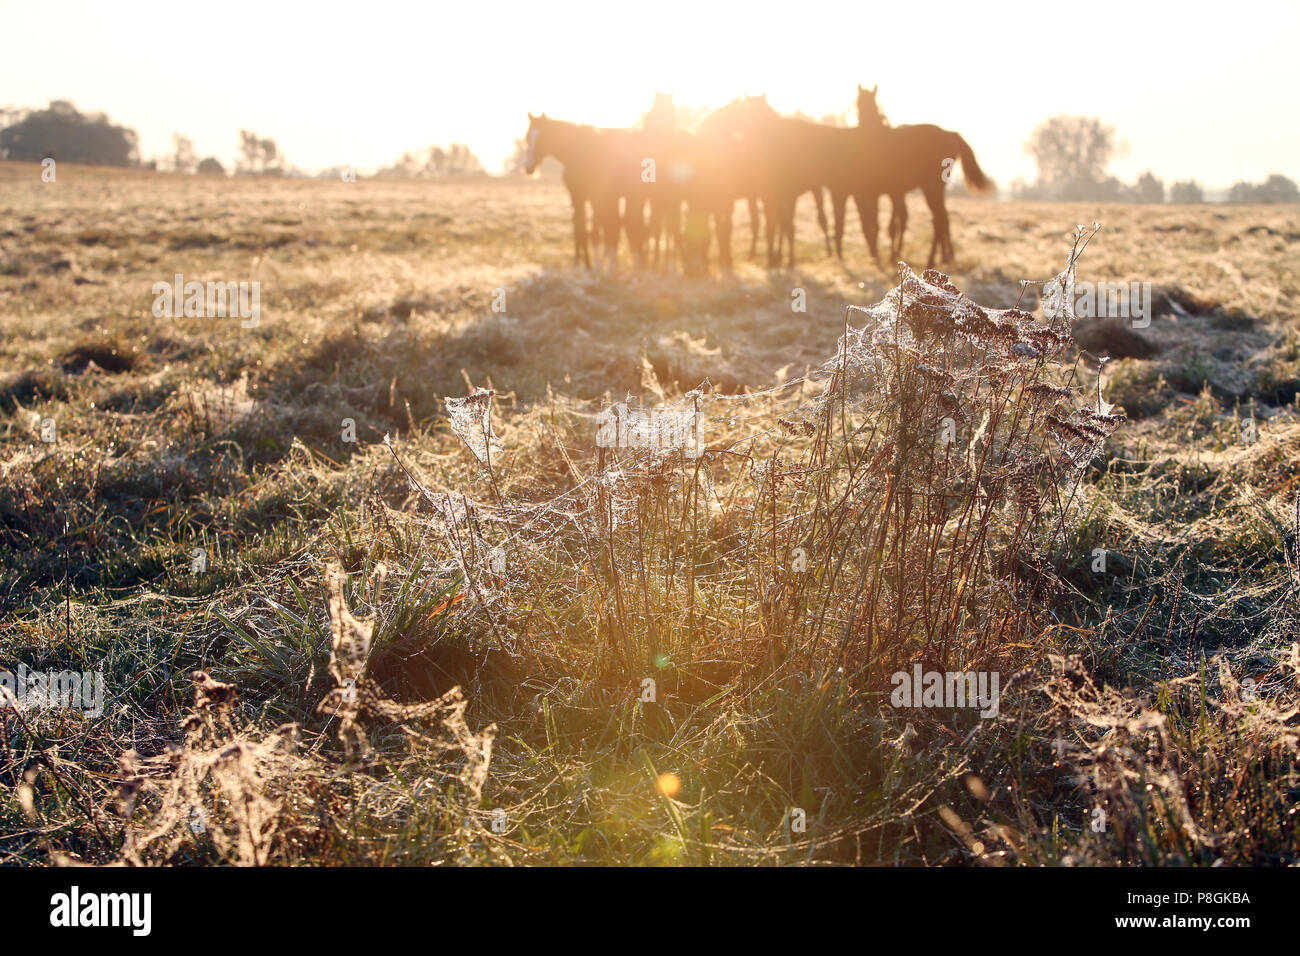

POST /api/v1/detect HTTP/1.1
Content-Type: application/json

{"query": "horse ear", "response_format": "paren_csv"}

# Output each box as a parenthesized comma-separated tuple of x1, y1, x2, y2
(871, 84, 878, 95)
(527, 112, 536, 122)
(857, 83, 864, 93)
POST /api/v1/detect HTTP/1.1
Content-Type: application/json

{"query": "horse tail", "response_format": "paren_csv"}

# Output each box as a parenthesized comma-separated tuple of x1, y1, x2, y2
(952, 133, 992, 194)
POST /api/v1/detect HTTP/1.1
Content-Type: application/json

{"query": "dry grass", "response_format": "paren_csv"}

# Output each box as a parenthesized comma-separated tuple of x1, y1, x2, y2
(1, 160, 1298, 865)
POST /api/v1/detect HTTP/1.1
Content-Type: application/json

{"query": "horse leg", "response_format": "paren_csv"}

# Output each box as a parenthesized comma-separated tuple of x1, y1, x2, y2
(812, 186, 832, 258)
(854, 192, 881, 267)
(785, 196, 797, 269)
(571, 194, 589, 268)
(939, 193, 954, 263)
(764, 195, 779, 269)
(595, 197, 618, 273)
(922, 184, 947, 269)
(890, 194, 908, 262)
(747, 196, 759, 260)
(623, 197, 645, 270)
(831, 189, 848, 259)
(610, 204, 622, 272)
(714, 202, 734, 274)
(647, 197, 660, 269)
(667, 200, 682, 272)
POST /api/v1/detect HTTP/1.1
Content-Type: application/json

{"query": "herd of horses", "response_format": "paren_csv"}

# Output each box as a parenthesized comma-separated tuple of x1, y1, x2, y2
(522, 86, 992, 273)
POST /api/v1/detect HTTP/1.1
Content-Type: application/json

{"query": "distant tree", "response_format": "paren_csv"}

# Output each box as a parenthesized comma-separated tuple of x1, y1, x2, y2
(1259, 174, 1300, 201)
(1230, 173, 1300, 203)
(0, 100, 139, 166)
(436, 143, 482, 176)
(171, 134, 197, 173)
(260, 137, 282, 175)
(196, 157, 226, 175)
(236, 129, 284, 175)
(1169, 179, 1203, 203)
(1132, 170, 1165, 203)
(1024, 115, 1125, 201)
(377, 142, 486, 179)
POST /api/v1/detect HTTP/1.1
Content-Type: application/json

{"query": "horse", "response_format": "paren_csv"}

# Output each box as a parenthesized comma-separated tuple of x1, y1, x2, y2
(523, 113, 646, 271)
(701, 96, 841, 269)
(853, 85, 992, 267)
(643, 125, 747, 274)
(694, 99, 768, 264)
(524, 111, 735, 274)
(640, 92, 681, 269)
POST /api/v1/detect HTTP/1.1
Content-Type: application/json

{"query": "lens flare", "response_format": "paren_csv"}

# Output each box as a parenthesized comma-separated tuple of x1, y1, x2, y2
(656, 773, 681, 797)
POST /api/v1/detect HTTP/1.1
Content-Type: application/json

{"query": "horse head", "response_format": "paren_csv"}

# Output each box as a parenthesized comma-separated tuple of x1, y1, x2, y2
(743, 93, 777, 120)
(856, 84, 887, 129)
(646, 91, 676, 132)
(523, 112, 549, 174)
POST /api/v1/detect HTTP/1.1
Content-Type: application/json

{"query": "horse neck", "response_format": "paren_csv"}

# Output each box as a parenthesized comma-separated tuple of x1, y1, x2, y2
(542, 121, 597, 165)
(645, 106, 673, 132)
(855, 116, 890, 139)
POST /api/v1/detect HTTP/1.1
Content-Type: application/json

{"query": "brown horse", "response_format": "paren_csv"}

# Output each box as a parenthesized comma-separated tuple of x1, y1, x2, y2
(853, 85, 992, 267)
(524, 113, 605, 267)
(694, 99, 769, 264)
(641, 92, 680, 269)
(702, 96, 842, 269)
(524, 113, 652, 270)
(524, 111, 737, 274)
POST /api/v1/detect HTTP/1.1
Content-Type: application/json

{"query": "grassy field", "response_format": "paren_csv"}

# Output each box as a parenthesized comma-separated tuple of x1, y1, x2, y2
(2, 160, 1299, 866)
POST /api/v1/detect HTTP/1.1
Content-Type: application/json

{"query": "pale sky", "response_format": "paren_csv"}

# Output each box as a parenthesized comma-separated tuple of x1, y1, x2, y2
(3, 0, 1297, 190)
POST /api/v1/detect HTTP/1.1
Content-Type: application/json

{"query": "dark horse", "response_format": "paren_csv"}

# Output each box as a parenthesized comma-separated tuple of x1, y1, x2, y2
(852, 84, 992, 267)
(700, 96, 843, 269)
(640, 91, 679, 269)
(524, 112, 648, 270)
(523, 111, 738, 274)
(693, 99, 769, 264)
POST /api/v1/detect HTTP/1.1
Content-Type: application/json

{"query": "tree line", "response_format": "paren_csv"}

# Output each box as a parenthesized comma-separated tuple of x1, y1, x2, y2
(1, 98, 1296, 202)
(1010, 115, 1298, 203)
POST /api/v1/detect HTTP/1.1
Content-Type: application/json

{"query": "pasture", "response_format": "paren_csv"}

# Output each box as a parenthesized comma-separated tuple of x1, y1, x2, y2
(2, 161, 1299, 865)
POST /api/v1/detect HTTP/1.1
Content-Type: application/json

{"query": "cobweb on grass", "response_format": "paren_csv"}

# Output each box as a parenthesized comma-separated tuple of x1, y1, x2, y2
(315, 561, 498, 771)
(389, 230, 1125, 667)
(445, 387, 503, 467)
(116, 672, 306, 867)
(112, 565, 500, 864)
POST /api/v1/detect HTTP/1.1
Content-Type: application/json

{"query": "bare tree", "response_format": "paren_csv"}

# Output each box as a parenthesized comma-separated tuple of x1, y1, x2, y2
(236, 130, 284, 175)
(1169, 180, 1203, 203)
(1025, 116, 1127, 200)
(1132, 170, 1165, 203)
(171, 134, 197, 174)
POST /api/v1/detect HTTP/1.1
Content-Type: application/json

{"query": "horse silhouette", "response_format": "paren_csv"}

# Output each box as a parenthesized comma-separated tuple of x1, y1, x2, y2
(524, 110, 741, 273)
(700, 96, 843, 268)
(640, 92, 680, 269)
(524, 113, 650, 270)
(525, 88, 991, 273)
(694, 99, 769, 264)
(854, 85, 992, 267)
(524, 113, 607, 267)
